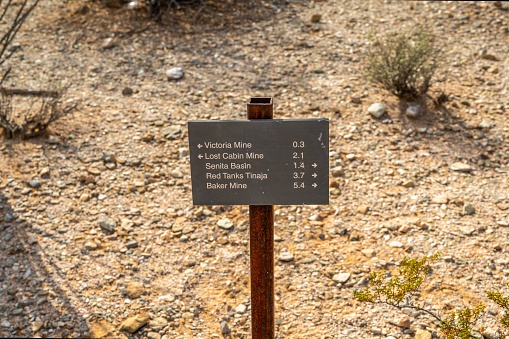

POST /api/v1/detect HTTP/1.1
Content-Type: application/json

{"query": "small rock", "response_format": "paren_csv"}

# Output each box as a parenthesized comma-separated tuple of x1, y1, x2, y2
(47, 136, 59, 144)
(102, 153, 117, 164)
(462, 203, 476, 216)
(496, 203, 509, 211)
(125, 282, 145, 299)
(141, 134, 153, 142)
(126, 240, 138, 249)
(432, 194, 449, 204)
(278, 252, 294, 262)
(361, 249, 376, 258)
(158, 294, 175, 302)
(459, 226, 475, 236)
(357, 205, 369, 214)
(482, 327, 498, 339)
(401, 180, 415, 188)
(28, 180, 41, 189)
(171, 169, 183, 178)
(1, 321, 11, 328)
(346, 153, 356, 160)
(480, 53, 499, 61)
(119, 313, 149, 333)
(398, 224, 412, 233)
(220, 321, 230, 335)
(100, 37, 116, 50)
(149, 317, 168, 331)
(497, 220, 509, 227)
(235, 304, 247, 314)
(122, 87, 133, 96)
(349, 231, 361, 241)
(27, 235, 37, 245)
(389, 241, 404, 248)
(351, 96, 362, 104)
(31, 320, 44, 332)
(147, 332, 161, 339)
(98, 215, 116, 233)
(357, 277, 369, 286)
(368, 103, 386, 118)
(479, 120, 492, 129)
(415, 329, 432, 339)
(443, 256, 454, 263)
(84, 241, 98, 251)
(172, 224, 183, 233)
(311, 14, 322, 23)
(160, 126, 181, 140)
(330, 166, 344, 177)
(406, 105, 420, 118)
(332, 272, 351, 283)
(178, 147, 189, 158)
(217, 218, 234, 230)
(80, 193, 91, 202)
(75, 4, 90, 15)
(396, 315, 411, 328)
(450, 162, 472, 172)
(87, 167, 102, 175)
(90, 318, 115, 338)
(166, 67, 183, 80)
(40, 167, 50, 178)
(103, 0, 122, 9)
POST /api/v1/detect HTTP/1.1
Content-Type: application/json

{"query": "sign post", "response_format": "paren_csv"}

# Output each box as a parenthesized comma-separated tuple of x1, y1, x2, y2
(188, 97, 329, 338)
(247, 97, 275, 339)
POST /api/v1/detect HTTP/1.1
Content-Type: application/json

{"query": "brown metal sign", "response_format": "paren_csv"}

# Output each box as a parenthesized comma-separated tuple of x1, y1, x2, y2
(188, 119, 329, 205)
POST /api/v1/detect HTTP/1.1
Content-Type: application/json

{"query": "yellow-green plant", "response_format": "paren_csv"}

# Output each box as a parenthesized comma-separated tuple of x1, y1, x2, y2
(353, 253, 499, 339)
(364, 26, 442, 98)
(440, 305, 486, 339)
(354, 254, 440, 306)
(488, 283, 509, 336)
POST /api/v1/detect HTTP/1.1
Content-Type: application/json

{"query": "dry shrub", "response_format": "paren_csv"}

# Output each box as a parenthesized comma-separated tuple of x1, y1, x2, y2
(0, 88, 77, 139)
(364, 26, 443, 98)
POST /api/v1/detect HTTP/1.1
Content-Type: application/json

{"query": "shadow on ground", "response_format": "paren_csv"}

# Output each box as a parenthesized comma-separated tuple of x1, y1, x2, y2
(0, 187, 90, 337)
(385, 93, 508, 168)
(61, 0, 293, 38)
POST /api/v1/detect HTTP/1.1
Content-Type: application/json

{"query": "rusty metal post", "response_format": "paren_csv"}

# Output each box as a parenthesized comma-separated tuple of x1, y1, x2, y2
(247, 97, 275, 339)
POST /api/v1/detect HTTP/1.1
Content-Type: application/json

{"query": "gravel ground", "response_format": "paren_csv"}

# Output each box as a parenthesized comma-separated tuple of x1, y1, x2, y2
(0, 0, 508, 338)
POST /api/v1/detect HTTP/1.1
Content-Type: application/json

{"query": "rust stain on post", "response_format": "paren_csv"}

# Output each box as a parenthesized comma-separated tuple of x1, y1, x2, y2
(247, 97, 275, 339)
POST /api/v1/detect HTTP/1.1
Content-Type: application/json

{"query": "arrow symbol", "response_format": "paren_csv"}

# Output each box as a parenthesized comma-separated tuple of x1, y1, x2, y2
(197, 144, 203, 148)
(312, 183, 317, 188)
(312, 163, 317, 168)
(312, 173, 317, 178)
(198, 154, 203, 159)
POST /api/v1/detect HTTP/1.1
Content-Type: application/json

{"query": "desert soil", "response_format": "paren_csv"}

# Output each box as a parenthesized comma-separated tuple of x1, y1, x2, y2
(0, 0, 508, 338)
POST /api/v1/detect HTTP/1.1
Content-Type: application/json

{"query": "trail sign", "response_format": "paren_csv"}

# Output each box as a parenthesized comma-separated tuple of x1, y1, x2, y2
(188, 119, 329, 205)
(189, 98, 329, 339)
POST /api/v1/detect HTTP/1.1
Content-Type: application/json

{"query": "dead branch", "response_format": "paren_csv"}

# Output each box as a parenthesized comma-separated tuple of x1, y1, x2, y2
(0, 0, 41, 67)
(0, 86, 77, 139)
(0, 88, 60, 98)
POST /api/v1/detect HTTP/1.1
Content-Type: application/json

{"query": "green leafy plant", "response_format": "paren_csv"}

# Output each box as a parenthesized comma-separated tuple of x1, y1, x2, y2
(488, 284, 509, 334)
(354, 253, 509, 338)
(364, 26, 442, 98)
(440, 305, 485, 339)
